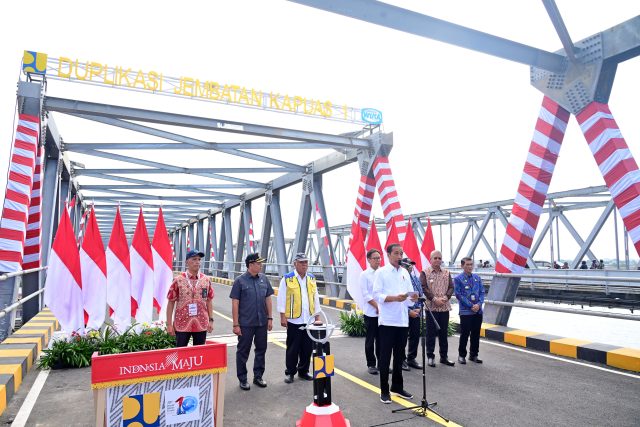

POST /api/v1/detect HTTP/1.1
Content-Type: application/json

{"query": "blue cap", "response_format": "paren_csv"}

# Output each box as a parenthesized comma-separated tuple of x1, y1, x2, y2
(185, 249, 205, 260)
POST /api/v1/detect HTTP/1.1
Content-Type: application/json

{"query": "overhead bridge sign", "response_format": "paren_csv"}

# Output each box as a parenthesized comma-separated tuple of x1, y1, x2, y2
(22, 50, 382, 125)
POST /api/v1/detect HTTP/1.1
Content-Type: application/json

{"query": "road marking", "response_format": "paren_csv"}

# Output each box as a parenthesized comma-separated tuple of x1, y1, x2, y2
(11, 368, 49, 427)
(212, 310, 233, 322)
(268, 339, 461, 427)
(479, 338, 640, 379)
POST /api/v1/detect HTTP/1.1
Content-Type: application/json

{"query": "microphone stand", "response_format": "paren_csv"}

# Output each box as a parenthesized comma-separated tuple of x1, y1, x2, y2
(392, 296, 449, 422)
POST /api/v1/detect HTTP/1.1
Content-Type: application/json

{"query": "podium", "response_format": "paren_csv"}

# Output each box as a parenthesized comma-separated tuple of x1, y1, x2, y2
(92, 341, 227, 427)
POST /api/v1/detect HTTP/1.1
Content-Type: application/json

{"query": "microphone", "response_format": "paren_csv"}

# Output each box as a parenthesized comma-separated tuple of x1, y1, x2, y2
(417, 296, 427, 302)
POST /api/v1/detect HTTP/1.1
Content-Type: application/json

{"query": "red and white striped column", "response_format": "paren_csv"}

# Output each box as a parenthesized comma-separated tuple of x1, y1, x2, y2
(577, 102, 640, 256)
(248, 218, 256, 253)
(372, 156, 407, 241)
(22, 145, 42, 270)
(0, 114, 39, 272)
(351, 174, 375, 238)
(496, 97, 570, 273)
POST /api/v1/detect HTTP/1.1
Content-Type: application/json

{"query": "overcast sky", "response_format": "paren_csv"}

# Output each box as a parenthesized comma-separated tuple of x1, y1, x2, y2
(0, 1, 639, 264)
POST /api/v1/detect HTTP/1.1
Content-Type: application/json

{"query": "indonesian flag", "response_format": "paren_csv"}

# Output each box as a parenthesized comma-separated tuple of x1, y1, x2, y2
(106, 208, 131, 331)
(402, 218, 423, 271)
(365, 218, 384, 267)
(383, 220, 400, 265)
(420, 217, 436, 270)
(80, 207, 106, 330)
(152, 207, 173, 320)
(130, 208, 154, 325)
(346, 224, 367, 310)
(248, 218, 256, 252)
(43, 204, 83, 335)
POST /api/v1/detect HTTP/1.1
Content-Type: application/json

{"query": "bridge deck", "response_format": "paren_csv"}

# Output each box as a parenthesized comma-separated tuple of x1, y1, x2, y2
(1, 283, 638, 426)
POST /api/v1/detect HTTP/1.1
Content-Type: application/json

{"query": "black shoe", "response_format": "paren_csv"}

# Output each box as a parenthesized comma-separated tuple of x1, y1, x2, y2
(401, 360, 410, 371)
(458, 356, 466, 365)
(239, 381, 250, 390)
(368, 366, 379, 375)
(298, 372, 314, 381)
(407, 359, 423, 369)
(284, 375, 294, 384)
(380, 393, 392, 404)
(440, 358, 455, 366)
(427, 357, 436, 367)
(391, 389, 413, 399)
(253, 378, 267, 388)
(469, 356, 483, 364)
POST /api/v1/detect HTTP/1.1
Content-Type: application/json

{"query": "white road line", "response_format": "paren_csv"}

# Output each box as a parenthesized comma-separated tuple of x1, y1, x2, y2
(477, 338, 640, 379)
(11, 368, 49, 427)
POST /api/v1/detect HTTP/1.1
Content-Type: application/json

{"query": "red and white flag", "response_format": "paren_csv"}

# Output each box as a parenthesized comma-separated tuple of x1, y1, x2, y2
(346, 224, 367, 310)
(106, 208, 131, 331)
(131, 208, 154, 325)
(383, 220, 400, 265)
(152, 207, 173, 319)
(314, 203, 334, 265)
(248, 218, 256, 253)
(80, 207, 106, 330)
(420, 217, 436, 270)
(365, 218, 384, 267)
(43, 204, 84, 335)
(403, 218, 423, 271)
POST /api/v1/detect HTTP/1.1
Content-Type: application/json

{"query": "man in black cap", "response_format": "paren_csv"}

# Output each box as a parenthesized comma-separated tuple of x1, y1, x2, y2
(230, 253, 274, 391)
(277, 252, 320, 383)
(166, 249, 214, 347)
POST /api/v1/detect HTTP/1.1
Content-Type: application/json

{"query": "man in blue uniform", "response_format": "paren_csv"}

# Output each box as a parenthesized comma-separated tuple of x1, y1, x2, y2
(230, 253, 274, 390)
(454, 257, 485, 364)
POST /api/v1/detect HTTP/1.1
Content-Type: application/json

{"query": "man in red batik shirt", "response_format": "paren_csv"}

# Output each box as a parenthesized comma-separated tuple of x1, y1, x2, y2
(166, 249, 214, 347)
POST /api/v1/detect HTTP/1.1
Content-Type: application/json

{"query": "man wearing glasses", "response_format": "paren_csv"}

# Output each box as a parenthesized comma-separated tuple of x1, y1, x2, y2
(230, 253, 274, 391)
(373, 244, 418, 404)
(360, 248, 382, 375)
(420, 250, 455, 368)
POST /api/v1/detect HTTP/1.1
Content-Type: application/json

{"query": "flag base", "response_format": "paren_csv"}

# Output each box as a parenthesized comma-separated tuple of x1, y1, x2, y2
(296, 403, 350, 427)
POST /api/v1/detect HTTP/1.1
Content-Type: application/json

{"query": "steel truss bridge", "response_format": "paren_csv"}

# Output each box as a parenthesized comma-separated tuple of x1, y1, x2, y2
(1, 1, 640, 341)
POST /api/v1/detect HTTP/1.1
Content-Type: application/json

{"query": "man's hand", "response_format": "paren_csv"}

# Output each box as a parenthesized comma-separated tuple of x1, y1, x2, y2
(408, 309, 420, 318)
(433, 298, 443, 307)
(167, 323, 175, 336)
(280, 314, 288, 328)
(471, 304, 480, 312)
(233, 325, 242, 336)
(207, 320, 214, 333)
(267, 319, 273, 331)
(396, 293, 408, 302)
(409, 293, 418, 302)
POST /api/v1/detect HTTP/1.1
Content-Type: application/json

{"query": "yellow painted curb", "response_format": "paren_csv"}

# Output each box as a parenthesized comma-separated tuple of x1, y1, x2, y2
(550, 338, 591, 358)
(607, 348, 640, 372)
(0, 365, 22, 391)
(13, 327, 50, 341)
(0, 349, 34, 369)
(480, 323, 497, 338)
(0, 385, 5, 415)
(504, 330, 540, 347)
(2, 337, 42, 353)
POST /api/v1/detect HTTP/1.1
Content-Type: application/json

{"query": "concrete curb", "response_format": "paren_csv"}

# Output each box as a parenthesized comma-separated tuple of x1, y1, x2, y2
(480, 323, 640, 372)
(210, 275, 640, 373)
(0, 308, 59, 415)
(210, 276, 356, 311)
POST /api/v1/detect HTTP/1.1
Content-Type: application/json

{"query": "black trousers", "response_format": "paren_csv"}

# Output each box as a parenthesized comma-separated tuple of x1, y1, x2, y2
(459, 313, 483, 358)
(285, 321, 313, 376)
(378, 325, 408, 395)
(176, 331, 207, 347)
(236, 325, 268, 382)
(363, 315, 380, 368)
(426, 311, 449, 359)
(406, 314, 422, 361)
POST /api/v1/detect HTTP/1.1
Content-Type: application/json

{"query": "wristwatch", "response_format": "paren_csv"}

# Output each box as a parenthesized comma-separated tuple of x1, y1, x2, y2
(209, 317, 214, 322)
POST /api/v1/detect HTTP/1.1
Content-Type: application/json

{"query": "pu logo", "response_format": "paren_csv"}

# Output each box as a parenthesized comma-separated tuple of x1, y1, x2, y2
(22, 51, 47, 75)
(123, 393, 161, 427)
(313, 355, 335, 379)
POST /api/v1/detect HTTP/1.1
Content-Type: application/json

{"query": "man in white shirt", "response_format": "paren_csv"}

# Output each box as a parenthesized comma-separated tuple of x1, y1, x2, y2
(277, 252, 321, 384)
(360, 248, 382, 375)
(373, 243, 418, 404)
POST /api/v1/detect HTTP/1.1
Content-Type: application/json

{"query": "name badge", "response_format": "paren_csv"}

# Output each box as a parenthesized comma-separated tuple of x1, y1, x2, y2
(188, 303, 198, 316)
(465, 286, 470, 290)
(470, 295, 476, 302)
(202, 288, 208, 298)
